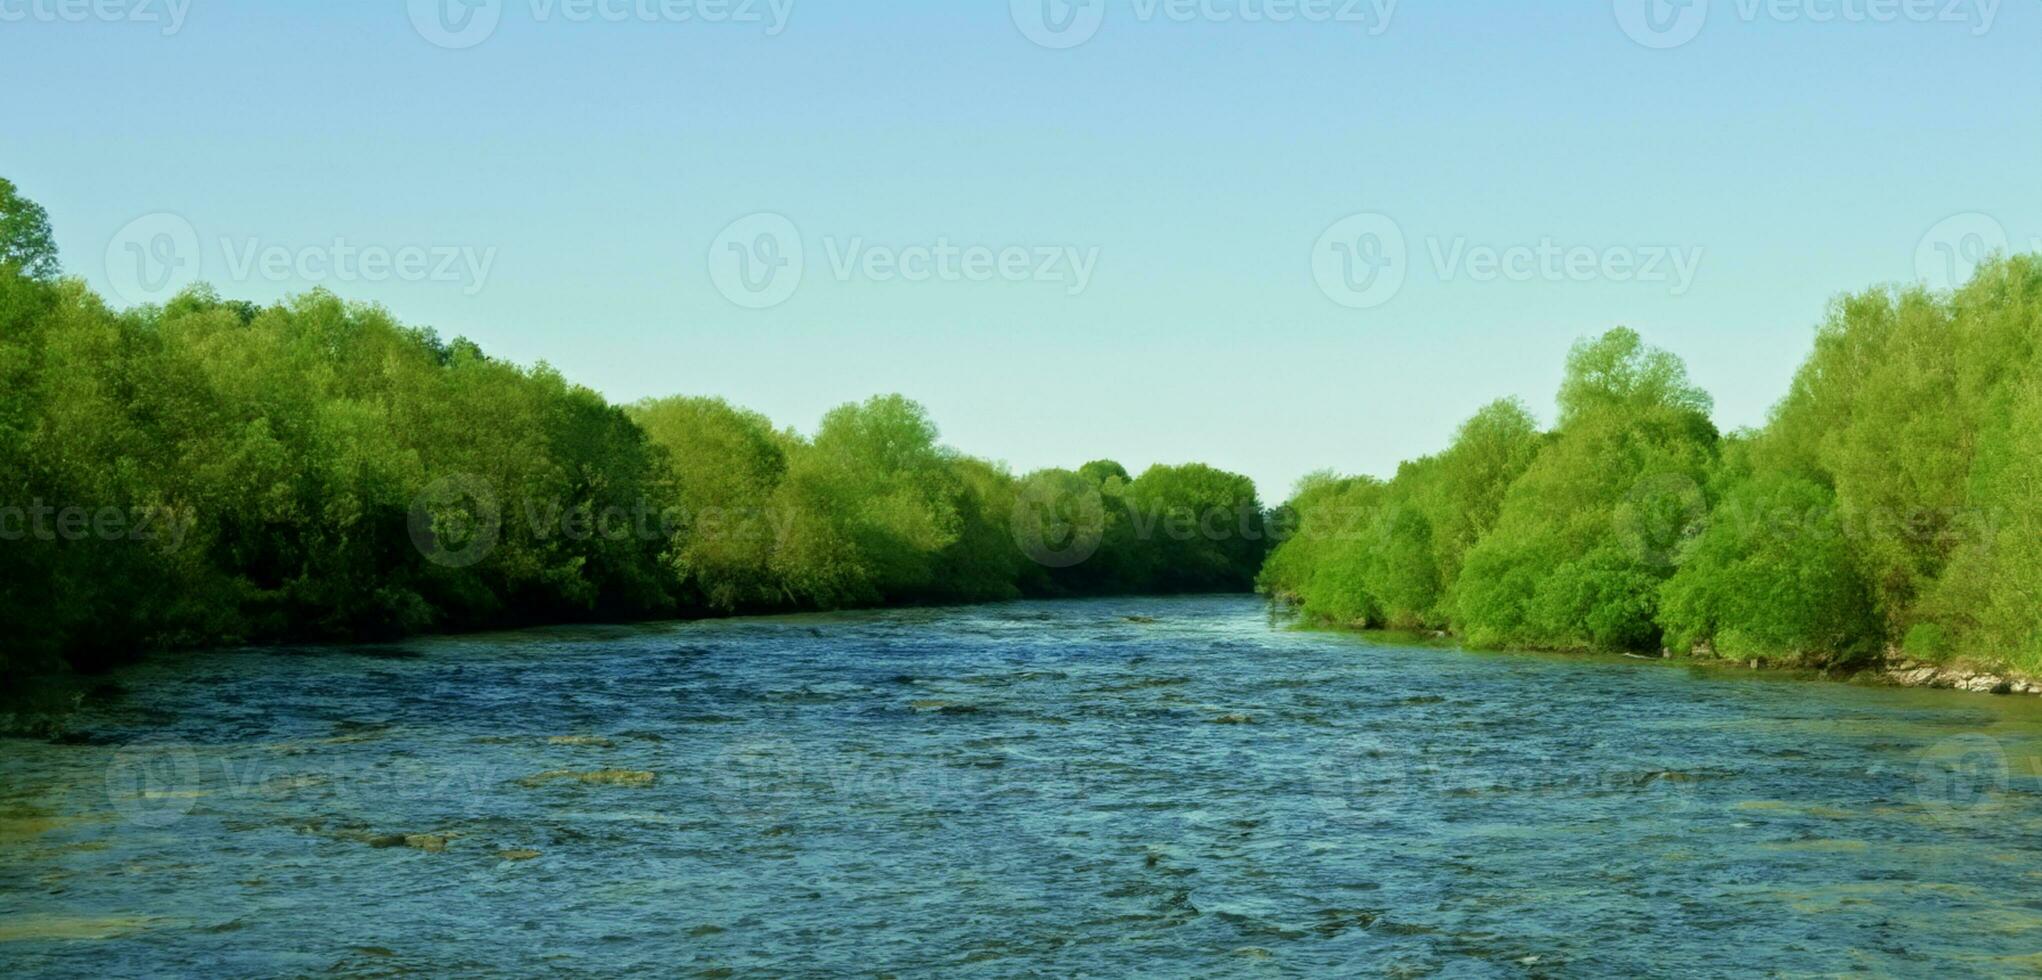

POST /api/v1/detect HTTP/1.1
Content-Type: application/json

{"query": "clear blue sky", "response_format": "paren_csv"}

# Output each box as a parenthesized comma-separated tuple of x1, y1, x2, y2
(6, 0, 2038, 501)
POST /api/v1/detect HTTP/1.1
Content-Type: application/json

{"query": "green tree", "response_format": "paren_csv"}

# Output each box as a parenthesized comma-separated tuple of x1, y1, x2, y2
(1123, 463, 1268, 593)
(632, 396, 787, 611)
(1259, 473, 1384, 624)
(0, 179, 59, 280)
(1454, 329, 1717, 651)
(769, 396, 962, 606)
(1659, 470, 1878, 663)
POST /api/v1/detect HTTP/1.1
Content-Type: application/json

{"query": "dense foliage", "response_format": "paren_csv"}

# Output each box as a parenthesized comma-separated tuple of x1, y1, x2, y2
(0, 179, 58, 282)
(1264, 256, 2042, 676)
(11, 172, 2042, 686)
(0, 188, 1268, 687)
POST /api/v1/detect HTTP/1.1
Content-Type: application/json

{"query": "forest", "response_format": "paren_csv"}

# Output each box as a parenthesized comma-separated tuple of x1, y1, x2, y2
(0, 180, 1268, 686)
(6, 175, 2042, 686)
(1262, 256, 2042, 677)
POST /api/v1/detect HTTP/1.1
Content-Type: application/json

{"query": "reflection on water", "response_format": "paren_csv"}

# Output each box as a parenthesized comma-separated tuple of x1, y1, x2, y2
(3, 596, 2040, 976)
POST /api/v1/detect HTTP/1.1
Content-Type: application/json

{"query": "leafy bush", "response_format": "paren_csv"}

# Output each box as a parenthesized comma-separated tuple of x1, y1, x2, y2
(1658, 474, 1878, 664)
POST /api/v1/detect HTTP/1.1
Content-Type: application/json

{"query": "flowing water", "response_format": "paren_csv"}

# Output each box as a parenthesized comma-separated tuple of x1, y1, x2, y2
(4, 595, 2041, 976)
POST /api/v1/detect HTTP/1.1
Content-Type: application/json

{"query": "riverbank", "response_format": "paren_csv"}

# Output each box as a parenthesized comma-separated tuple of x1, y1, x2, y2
(1881, 657, 2042, 696)
(1273, 604, 2042, 698)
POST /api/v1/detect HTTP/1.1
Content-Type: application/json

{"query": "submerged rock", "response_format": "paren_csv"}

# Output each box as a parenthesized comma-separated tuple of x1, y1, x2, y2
(547, 735, 616, 748)
(1210, 713, 1255, 725)
(0, 915, 171, 942)
(513, 769, 657, 788)
(0, 811, 93, 846)
(358, 832, 450, 852)
(497, 849, 541, 862)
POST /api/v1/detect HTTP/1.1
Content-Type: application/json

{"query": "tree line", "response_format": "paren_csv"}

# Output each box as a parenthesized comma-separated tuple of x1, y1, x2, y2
(0, 180, 1268, 685)
(9, 173, 2041, 686)
(1262, 253, 2042, 677)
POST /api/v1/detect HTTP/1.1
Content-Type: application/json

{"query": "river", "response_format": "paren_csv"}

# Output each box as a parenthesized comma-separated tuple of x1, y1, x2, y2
(3, 595, 2039, 976)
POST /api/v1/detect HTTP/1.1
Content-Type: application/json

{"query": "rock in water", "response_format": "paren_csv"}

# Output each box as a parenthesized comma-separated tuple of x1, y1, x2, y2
(547, 735, 616, 748)
(513, 769, 657, 788)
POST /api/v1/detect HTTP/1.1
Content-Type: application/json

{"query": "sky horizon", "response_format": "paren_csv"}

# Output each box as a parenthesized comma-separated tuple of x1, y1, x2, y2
(7, 0, 2039, 501)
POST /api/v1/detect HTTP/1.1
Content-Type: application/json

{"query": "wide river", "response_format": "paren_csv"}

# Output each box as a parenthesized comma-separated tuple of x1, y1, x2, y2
(3, 596, 2040, 976)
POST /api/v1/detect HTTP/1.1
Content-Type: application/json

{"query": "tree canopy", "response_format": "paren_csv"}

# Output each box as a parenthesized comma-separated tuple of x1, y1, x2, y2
(10, 174, 2042, 685)
(1266, 256, 2042, 676)
(0, 183, 1271, 684)
(0, 179, 60, 281)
